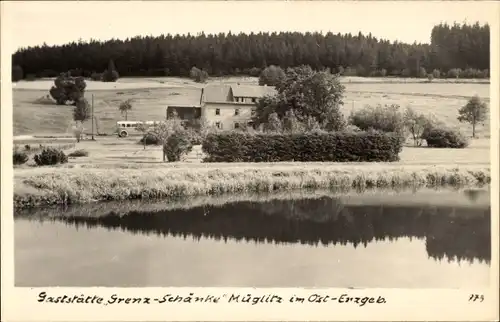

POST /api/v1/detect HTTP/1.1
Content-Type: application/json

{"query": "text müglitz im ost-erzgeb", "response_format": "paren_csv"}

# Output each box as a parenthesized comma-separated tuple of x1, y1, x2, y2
(37, 291, 387, 306)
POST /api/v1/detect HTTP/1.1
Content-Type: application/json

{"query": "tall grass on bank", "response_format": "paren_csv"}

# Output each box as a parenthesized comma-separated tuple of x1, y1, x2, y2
(15, 187, 489, 219)
(14, 165, 490, 209)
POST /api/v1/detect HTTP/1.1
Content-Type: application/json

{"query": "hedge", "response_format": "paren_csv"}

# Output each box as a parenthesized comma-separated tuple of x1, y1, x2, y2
(423, 128, 469, 148)
(202, 131, 404, 162)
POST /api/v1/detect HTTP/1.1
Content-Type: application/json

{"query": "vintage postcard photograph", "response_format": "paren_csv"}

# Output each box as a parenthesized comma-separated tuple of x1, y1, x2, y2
(1, 0, 499, 321)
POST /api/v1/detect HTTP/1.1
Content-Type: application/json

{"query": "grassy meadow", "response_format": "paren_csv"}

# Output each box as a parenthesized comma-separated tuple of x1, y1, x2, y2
(13, 76, 490, 137)
(12, 76, 492, 209)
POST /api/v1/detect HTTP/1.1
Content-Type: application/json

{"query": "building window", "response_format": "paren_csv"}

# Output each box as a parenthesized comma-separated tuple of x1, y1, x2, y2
(234, 122, 240, 129)
(215, 122, 222, 129)
(215, 108, 220, 116)
(234, 108, 240, 116)
(252, 98, 256, 103)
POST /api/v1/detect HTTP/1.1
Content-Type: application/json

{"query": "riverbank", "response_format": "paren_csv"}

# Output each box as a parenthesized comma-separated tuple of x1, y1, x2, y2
(14, 164, 490, 209)
(15, 186, 490, 219)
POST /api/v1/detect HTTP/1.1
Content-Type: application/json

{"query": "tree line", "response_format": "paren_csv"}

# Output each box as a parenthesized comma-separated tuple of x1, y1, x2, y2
(12, 22, 489, 80)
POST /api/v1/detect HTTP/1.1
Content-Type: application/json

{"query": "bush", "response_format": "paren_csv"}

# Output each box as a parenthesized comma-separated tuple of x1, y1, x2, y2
(343, 66, 357, 76)
(447, 68, 461, 78)
(68, 149, 89, 157)
(101, 59, 120, 82)
(349, 104, 404, 134)
(418, 67, 427, 78)
(34, 147, 69, 166)
(12, 65, 23, 82)
(259, 65, 286, 86)
(139, 133, 161, 145)
(403, 107, 438, 146)
(90, 72, 102, 81)
(184, 128, 203, 145)
(13, 150, 29, 165)
(163, 132, 193, 162)
(202, 131, 404, 163)
(423, 127, 469, 148)
(102, 70, 119, 82)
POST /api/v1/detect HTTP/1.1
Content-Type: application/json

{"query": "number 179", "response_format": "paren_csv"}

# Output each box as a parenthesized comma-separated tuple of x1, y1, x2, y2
(468, 294, 484, 302)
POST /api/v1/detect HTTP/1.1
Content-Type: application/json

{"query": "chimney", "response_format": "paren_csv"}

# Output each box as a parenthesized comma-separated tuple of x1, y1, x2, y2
(199, 88, 204, 106)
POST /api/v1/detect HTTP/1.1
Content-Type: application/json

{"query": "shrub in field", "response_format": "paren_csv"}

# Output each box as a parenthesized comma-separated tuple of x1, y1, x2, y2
(68, 149, 89, 157)
(163, 132, 194, 162)
(259, 65, 286, 86)
(248, 67, 262, 77)
(102, 70, 119, 82)
(349, 104, 404, 134)
(34, 147, 69, 166)
(447, 68, 462, 78)
(202, 131, 404, 162)
(24, 144, 31, 151)
(418, 67, 427, 78)
(423, 127, 469, 148)
(139, 133, 161, 145)
(102, 59, 120, 82)
(12, 65, 23, 82)
(401, 68, 411, 77)
(403, 107, 438, 146)
(90, 72, 102, 81)
(13, 150, 29, 165)
(432, 69, 441, 79)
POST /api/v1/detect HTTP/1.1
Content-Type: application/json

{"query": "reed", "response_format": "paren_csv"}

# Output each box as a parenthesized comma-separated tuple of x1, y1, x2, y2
(15, 186, 489, 219)
(14, 165, 490, 209)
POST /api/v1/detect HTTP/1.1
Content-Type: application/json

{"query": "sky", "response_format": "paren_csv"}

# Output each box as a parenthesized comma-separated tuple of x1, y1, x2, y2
(3, 1, 497, 52)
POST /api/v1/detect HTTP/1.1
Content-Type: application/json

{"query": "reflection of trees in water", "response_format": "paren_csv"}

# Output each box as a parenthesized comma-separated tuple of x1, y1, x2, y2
(463, 189, 485, 203)
(425, 213, 490, 264)
(37, 197, 490, 264)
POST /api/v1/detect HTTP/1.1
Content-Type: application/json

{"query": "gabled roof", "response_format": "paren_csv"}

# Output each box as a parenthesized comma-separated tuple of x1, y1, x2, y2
(232, 84, 277, 98)
(203, 84, 233, 103)
(203, 84, 277, 103)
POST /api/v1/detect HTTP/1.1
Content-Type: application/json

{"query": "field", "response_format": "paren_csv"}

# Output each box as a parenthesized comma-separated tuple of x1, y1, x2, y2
(13, 76, 491, 138)
(12, 76, 492, 209)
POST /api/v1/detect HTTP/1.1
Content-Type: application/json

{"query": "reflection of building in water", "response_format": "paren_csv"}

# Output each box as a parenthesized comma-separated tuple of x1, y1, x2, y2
(30, 197, 491, 264)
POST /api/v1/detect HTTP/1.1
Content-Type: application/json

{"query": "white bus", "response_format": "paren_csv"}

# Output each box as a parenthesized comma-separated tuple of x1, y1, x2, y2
(116, 121, 159, 137)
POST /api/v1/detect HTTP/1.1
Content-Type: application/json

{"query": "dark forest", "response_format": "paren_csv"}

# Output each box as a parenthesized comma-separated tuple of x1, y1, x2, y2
(12, 22, 489, 80)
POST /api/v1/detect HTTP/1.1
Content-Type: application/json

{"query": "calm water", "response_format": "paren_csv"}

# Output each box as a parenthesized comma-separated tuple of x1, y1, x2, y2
(14, 189, 491, 288)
